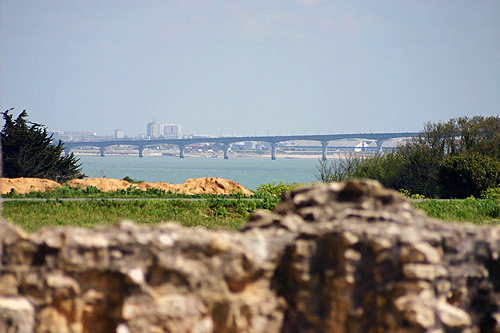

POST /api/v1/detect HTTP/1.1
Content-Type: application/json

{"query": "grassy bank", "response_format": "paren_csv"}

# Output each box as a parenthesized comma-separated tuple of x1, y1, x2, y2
(412, 199, 500, 225)
(3, 196, 500, 233)
(1, 198, 267, 232)
(2, 180, 500, 232)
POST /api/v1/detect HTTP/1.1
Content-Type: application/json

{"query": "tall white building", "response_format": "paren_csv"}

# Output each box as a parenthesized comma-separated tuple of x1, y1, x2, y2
(114, 129, 124, 139)
(146, 121, 160, 138)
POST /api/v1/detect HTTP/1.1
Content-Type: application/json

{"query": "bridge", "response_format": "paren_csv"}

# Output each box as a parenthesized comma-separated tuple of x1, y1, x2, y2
(62, 132, 420, 161)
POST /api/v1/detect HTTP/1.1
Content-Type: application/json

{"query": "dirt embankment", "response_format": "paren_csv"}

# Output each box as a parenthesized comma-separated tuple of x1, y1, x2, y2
(0, 177, 253, 196)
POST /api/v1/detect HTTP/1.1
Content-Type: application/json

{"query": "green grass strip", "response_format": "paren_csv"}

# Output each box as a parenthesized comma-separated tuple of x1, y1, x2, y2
(412, 199, 500, 225)
(4, 196, 499, 234)
(2, 199, 255, 232)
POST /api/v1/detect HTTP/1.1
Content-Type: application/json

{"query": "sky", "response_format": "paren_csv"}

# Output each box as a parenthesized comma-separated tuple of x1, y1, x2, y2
(1, 0, 499, 137)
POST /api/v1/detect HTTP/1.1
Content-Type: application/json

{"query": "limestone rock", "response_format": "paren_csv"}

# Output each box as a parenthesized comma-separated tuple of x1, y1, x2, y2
(1, 179, 500, 332)
(0, 297, 35, 333)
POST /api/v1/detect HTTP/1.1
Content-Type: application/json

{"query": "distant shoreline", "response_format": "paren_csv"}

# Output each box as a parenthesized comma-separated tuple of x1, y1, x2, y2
(70, 150, 376, 159)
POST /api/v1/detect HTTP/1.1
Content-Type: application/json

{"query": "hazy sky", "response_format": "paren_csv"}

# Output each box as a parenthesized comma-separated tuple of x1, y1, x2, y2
(2, 0, 499, 137)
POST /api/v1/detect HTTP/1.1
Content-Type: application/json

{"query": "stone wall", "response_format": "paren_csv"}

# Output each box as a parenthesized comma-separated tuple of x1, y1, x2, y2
(1, 180, 500, 332)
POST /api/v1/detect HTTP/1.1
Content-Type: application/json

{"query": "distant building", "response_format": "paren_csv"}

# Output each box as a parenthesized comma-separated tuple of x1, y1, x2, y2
(147, 121, 160, 138)
(285, 139, 404, 153)
(162, 124, 182, 139)
(114, 129, 124, 139)
(244, 141, 256, 150)
(50, 131, 97, 142)
(290, 140, 370, 152)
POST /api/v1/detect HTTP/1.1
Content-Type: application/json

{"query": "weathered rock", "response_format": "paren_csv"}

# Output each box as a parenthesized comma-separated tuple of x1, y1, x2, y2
(0, 297, 35, 333)
(0, 218, 289, 333)
(0, 179, 500, 332)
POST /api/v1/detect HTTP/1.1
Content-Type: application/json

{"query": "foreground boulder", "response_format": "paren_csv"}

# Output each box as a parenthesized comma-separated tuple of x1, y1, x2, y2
(1, 180, 499, 332)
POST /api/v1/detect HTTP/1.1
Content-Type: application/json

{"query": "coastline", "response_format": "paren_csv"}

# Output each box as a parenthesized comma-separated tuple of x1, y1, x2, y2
(73, 155, 325, 190)
(71, 150, 374, 160)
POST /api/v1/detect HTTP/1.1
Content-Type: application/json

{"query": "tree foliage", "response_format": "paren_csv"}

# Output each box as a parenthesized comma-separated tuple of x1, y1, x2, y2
(316, 115, 500, 198)
(315, 152, 367, 183)
(438, 154, 500, 199)
(1, 109, 85, 182)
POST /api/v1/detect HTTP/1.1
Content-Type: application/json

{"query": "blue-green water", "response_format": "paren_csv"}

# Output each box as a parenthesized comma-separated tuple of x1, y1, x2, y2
(77, 155, 321, 191)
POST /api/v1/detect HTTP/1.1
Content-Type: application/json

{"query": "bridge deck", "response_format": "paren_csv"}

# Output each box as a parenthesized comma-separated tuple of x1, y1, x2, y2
(62, 132, 419, 160)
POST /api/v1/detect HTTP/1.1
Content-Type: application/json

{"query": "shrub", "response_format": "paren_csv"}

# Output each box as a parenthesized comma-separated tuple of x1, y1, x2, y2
(315, 159, 335, 183)
(123, 176, 144, 184)
(315, 153, 368, 183)
(255, 181, 304, 198)
(314, 116, 500, 199)
(481, 187, 500, 200)
(438, 154, 500, 198)
(83, 186, 102, 195)
(399, 189, 426, 200)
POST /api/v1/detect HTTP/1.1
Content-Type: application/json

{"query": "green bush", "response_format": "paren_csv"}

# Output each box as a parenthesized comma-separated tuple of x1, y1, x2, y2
(482, 187, 500, 200)
(123, 176, 144, 184)
(255, 181, 305, 198)
(315, 153, 371, 183)
(145, 187, 166, 196)
(438, 154, 500, 198)
(399, 189, 426, 200)
(347, 147, 441, 198)
(83, 186, 102, 195)
(314, 116, 500, 199)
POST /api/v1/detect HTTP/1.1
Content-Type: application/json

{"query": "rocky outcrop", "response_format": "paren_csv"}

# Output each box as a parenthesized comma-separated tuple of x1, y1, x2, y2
(1, 179, 500, 332)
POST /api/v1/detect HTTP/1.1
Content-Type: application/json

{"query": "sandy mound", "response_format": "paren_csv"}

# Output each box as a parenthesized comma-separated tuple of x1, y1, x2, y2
(147, 177, 254, 196)
(1, 177, 62, 194)
(65, 178, 133, 192)
(66, 177, 253, 196)
(0, 177, 253, 196)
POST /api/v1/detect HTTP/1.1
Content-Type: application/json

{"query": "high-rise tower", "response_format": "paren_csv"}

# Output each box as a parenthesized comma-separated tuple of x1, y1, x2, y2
(146, 121, 160, 138)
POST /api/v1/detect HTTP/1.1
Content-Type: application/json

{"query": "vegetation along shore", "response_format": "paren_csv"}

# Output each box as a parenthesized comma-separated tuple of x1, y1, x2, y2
(1, 110, 500, 233)
(1, 177, 500, 233)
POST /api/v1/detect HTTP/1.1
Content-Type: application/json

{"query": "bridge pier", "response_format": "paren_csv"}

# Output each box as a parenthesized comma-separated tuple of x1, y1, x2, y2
(61, 133, 418, 161)
(179, 145, 185, 158)
(376, 140, 384, 154)
(321, 141, 329, 161)
(138, 147, 144, 158)
(223, 144, 230, 159)
(271, 143, 277, 160)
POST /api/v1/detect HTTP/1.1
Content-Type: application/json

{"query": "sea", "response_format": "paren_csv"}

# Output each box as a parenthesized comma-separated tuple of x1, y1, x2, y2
(77, 155, 323, 191)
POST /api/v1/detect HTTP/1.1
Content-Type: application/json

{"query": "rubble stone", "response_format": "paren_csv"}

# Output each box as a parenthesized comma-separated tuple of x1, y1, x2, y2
(1, 179, 500, 332)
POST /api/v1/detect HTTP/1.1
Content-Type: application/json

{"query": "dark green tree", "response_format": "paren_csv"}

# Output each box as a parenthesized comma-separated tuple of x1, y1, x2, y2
(438, 153, 500, 198)
(1, 108, 85, 182)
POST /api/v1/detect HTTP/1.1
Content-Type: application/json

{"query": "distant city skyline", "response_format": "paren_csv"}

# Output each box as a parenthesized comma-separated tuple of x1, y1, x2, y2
(2, 1, 499, 137)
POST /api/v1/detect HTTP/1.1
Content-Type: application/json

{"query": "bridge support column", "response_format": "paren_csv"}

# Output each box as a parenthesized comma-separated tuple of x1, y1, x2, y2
(179, 145, 185, 158)
(271, 143, 277, 160)
(376, 140, 384, 154)
(321, 141, 329, 161)
(138, 147, 144, 158)
(99, 147, 105, 157)
(223, 144, 230, 159)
